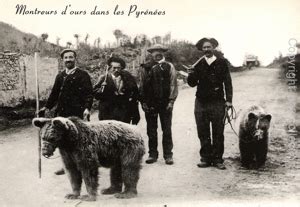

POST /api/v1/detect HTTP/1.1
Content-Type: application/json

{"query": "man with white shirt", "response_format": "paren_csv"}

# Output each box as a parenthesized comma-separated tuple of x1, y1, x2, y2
(139, 44, 178, 165)
(93, 57, 139, 124)
(187, 38, 233, 170)
(39, 49, 93, 174)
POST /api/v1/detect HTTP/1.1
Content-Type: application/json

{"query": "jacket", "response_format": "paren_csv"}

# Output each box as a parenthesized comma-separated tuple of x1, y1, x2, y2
(45, 68, 93, 118)
(187, 57, 233, 103)
(139, 60, 178, 109)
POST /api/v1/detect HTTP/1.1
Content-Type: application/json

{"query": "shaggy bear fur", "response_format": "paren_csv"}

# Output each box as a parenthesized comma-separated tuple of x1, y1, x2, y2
(33, 117, 145, 201)
(238, 106, 272, 169)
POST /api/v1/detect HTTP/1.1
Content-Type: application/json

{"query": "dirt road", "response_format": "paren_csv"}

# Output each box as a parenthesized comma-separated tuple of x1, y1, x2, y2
(0, 67, 299, 207)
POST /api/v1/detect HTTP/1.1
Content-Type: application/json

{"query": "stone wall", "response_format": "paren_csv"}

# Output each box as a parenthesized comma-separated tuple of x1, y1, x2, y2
(0, 53, 58, 107)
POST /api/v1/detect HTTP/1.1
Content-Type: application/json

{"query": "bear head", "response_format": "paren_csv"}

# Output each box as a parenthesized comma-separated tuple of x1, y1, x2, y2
(247, 112, 272, 140)
(32, 117, 79, 158)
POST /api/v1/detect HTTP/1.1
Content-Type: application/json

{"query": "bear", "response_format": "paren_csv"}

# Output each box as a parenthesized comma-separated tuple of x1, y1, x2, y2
(32, 116, 145, 201)
(238, 105, 272, 169)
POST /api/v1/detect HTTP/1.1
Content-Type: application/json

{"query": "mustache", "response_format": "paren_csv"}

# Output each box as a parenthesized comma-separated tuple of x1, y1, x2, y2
(65, 61, 74, 64)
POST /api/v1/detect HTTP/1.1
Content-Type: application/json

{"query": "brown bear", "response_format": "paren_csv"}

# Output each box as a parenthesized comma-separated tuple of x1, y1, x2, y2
(33, 117, 145, 201)
(238, 106, 272, 169)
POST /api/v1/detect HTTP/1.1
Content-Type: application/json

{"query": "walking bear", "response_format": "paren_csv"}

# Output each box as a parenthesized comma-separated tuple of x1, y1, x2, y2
(238, 106, 272, 169)
(33, 117, 145, 201)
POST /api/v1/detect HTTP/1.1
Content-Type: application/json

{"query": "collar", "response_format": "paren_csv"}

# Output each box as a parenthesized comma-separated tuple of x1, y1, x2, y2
(158, 57, 166, 64)
(65, 67, 77, 75)
(204, 55, 217, 66)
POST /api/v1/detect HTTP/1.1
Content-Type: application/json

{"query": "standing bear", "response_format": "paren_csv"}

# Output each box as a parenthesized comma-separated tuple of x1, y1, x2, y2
(238, 105, 272, 169)
(33, 116, 145, 201)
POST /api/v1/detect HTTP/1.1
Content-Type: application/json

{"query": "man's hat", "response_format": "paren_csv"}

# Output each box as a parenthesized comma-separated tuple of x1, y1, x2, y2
(107, 57, 126, 69)
(60, 49, 77, 59)
(195, 38, 219, 51)
(147, 44, 168, 53)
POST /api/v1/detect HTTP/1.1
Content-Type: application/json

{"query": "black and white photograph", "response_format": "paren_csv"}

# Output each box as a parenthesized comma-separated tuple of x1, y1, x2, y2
(0, 0, 299, 206)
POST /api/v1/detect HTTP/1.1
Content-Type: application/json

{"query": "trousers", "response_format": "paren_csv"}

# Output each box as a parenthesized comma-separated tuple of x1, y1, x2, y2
(194, 99, 225, 163)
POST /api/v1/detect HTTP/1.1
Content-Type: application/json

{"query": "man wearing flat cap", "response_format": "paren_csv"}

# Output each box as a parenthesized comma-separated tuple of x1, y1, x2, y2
(139, 44, 178, 165)
(39, 48, 94, 174)
(93, 56, 139, 124)
(187, 38, 233, 170)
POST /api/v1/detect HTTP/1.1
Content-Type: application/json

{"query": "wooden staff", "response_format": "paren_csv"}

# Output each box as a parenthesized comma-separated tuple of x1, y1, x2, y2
(34, 51, 42, 178)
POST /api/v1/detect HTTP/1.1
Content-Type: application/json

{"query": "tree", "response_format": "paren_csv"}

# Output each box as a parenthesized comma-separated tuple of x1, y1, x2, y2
(84, 34, 89, 45)
(74, 34, 80, 49)
(66, 42, 72, 48)
(113, 29, 123, 46)
(41, 33, 49, 42)
(95, 37, 101, 49)
(56, 37, 61, 46)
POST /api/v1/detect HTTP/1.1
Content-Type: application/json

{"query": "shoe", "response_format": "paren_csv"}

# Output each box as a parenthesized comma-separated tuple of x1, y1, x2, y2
(214, 163, 226, 170)
(197, 161, 211, 168)
(54, 168, 65, 175)
(165, 158, 174, 165)
(145, 157, 157, 164)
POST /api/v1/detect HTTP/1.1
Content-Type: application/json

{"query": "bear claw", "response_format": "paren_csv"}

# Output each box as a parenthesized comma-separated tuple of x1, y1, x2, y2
(65, 194, 80, 199)
(115, 192, 137, 199)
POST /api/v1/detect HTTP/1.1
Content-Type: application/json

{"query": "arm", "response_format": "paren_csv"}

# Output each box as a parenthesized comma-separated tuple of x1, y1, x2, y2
(93, 75, 105, 100)
(187, 69, 199, 87)
(45, 74, 61, 110)
(168, 63, 178, 106)
(81, 72, 93, 111)
(138, 68, 147, 104)
(223, 61, 233, 103)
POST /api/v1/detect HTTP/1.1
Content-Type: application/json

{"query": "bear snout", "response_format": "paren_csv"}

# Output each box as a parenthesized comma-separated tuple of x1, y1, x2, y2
(42, 142, 55, 158)
(253, 129, 264, 140)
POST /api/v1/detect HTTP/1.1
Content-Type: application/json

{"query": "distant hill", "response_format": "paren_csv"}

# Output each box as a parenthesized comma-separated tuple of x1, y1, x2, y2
(0, 21, 61, 57)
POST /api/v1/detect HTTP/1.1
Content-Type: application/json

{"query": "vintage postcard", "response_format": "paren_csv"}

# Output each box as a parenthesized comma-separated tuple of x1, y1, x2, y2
(0, 0, 299, 206)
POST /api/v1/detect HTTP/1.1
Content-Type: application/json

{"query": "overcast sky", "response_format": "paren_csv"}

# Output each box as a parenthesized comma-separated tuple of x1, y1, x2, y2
(1, 0, 300, 66)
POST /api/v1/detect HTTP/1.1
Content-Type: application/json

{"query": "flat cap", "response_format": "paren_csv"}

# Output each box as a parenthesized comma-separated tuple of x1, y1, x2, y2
(60, 49, 77, 59)
(195, 38, 219, 51)
(147, 44, 168, 53)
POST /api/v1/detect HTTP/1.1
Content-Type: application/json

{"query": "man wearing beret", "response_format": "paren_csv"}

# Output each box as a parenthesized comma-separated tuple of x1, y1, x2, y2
(139, 44, 178, 165)
(93, 56, 140, 124)
(187, 38, 233, 170)
(39, 49, 94, 174)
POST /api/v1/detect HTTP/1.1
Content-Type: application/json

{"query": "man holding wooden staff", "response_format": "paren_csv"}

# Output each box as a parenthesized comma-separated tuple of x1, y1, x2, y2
(187, 38, 233, 170)
(38, 48, 93, 175)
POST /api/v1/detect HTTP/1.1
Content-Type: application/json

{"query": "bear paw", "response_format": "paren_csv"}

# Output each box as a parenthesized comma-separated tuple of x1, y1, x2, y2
(65, 193, 80, 199)
(101, 187, 122, 195)
(79, 195, 96, 201)
(115, 191, 137, 199)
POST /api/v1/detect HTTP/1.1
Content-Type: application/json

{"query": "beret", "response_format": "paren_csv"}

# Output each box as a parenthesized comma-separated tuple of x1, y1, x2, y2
(60, 49, 77, 59)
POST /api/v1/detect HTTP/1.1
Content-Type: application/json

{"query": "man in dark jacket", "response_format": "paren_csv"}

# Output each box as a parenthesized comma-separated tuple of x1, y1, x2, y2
(187, 38, 233, 170)
(139, 44, 178, 165)
(93, 57, 140, 124)
(39, 49, 93, 174)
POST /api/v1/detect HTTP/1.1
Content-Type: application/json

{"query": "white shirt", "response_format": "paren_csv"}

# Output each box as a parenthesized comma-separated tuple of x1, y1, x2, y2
(204, 55, 217, 66)
(65, 67, 77, 75)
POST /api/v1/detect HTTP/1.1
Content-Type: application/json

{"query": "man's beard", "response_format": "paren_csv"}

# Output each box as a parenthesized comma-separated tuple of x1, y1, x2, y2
(65, 61, 75, 69)
(204, 50, 213, 57)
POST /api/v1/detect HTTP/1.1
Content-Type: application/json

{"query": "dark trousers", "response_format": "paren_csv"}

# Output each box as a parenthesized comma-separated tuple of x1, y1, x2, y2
(194, 99, 225, 164)
(98, 102, 130, 124)
(145, 108, 173, 159)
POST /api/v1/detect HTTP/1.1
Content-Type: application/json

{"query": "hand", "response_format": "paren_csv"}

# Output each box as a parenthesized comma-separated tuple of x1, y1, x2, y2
(37, 107, 48, 117)
(186, 66, 195, 74)
(83, 109, 90, 121)
(166, 103, 173, 112)
(225, 102, 232, 108)
(141, 103, 149, 113)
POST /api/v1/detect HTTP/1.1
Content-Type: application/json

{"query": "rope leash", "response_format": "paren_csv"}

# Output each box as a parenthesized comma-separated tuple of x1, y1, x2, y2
(224, 106, 256, 143)
(223, 105, 239, 137)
